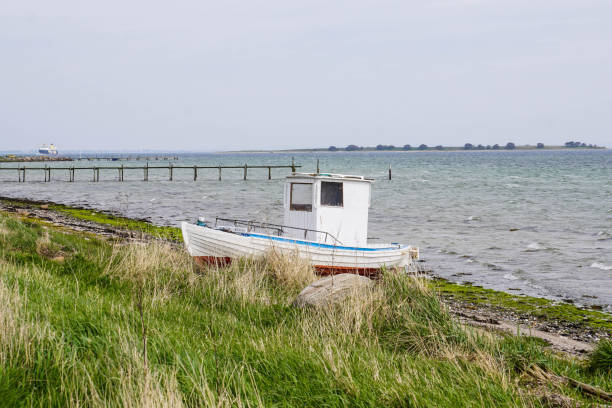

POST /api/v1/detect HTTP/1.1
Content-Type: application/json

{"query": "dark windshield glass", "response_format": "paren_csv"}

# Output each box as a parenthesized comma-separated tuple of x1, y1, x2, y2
(321, 181, 343, 207)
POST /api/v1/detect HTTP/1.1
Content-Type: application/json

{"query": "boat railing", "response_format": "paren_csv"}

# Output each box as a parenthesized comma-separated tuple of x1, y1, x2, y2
(214, 217, 343, 245)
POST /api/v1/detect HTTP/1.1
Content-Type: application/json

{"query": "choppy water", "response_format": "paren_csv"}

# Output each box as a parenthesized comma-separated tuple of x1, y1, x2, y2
(1, 150, 611, 310)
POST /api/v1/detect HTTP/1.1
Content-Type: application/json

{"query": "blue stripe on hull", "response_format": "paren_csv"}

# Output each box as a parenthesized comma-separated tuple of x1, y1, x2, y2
(241, 232, 403, 252)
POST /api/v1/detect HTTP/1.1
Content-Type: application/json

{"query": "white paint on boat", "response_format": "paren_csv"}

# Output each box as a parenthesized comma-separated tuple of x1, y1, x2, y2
(181, 222, 418, 271)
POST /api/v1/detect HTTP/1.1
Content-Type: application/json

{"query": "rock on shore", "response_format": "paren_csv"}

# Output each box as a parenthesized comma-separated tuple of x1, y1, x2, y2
(293, 273, 374, 307)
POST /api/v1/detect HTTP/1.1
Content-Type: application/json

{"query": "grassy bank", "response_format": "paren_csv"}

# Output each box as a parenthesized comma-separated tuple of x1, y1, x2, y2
(3, 196, 610, 335)
(1, 211, 611, 406)
(59, 202, 612, 335)
(0, 197, 181, 241)
(50, 203, 182, 241)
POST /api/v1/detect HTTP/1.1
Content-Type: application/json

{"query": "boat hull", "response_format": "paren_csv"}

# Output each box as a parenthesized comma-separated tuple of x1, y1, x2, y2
(181, 222, 418, 276)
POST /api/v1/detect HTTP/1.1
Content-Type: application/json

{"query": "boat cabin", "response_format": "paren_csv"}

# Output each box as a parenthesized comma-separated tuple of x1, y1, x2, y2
(283, 173, 373, 246)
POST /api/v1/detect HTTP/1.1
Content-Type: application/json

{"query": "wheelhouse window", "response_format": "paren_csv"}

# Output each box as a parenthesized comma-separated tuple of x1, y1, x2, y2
(321, 181, 343, 207)
(290, 183, 312, 211)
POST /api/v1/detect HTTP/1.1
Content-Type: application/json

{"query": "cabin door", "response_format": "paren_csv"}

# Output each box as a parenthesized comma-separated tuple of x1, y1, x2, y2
(284, 182, 317, 241)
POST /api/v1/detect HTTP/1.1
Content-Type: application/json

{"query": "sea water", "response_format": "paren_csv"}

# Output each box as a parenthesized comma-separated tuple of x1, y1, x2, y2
(1, 149, 610, 310)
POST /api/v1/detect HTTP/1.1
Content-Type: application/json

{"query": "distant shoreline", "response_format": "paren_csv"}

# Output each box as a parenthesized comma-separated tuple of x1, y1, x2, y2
(223, 146, 607, 154)
(2, 146, 606, 157)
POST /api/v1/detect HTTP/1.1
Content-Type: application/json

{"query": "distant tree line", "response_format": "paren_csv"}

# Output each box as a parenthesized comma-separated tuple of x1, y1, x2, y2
(327, 141, 600, 151)
(375, 144, 395, 150)
(328, 143, 521, 151)
(463, 143, 519, 150)
(328, 144, 363, 151)
(564, 141, 598, 148)
(402, 144, 429, 150)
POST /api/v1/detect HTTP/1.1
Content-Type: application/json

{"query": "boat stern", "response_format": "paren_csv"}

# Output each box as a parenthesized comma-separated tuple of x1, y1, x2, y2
(180, 221, 194, 255)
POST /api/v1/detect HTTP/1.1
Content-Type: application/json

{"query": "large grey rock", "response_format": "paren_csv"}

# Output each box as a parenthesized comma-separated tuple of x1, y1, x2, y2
(293, 273, 374, 308)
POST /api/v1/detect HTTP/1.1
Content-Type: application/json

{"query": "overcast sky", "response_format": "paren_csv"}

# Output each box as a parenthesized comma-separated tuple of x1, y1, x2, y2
(1, 0, 611, 151)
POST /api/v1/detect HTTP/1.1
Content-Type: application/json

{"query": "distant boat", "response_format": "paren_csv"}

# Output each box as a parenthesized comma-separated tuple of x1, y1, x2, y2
(181, 172, 419, 276)
(38, 144, 58, 155)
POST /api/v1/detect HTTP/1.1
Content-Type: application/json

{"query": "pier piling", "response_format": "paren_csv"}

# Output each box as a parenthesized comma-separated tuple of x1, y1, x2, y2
(388, 163, 392, 180)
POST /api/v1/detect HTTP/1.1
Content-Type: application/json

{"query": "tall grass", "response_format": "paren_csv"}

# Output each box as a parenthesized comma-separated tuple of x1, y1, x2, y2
(0, 212, 610, 406)
(588, 340, 612, 374)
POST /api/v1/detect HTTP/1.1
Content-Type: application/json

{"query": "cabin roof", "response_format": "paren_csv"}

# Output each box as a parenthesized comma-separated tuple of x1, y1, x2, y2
(286, 172, 374, 182)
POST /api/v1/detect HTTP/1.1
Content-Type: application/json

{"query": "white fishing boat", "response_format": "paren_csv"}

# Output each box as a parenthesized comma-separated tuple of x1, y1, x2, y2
(181, 172, 419, 276)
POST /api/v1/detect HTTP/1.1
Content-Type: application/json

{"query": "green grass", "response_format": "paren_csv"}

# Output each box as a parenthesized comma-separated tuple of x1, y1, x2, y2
(588, 340, 612, 374)
(431, 278, 612, 335)
(1, 212, 611, 406)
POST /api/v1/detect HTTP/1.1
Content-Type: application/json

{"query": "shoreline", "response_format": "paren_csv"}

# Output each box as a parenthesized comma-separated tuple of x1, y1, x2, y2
(3, 207, 612, 406)
(1, 195, 610, 354)
(221, 146, 608, 154)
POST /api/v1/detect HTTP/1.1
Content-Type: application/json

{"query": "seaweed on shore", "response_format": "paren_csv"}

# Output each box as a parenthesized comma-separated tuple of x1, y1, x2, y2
(0, 196, 182, 242)
(432, 278, 612, 338)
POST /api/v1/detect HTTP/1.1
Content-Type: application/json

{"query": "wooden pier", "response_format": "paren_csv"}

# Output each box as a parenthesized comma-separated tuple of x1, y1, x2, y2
(1, 162, 300, 182)
(74, 156, 180, 161)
